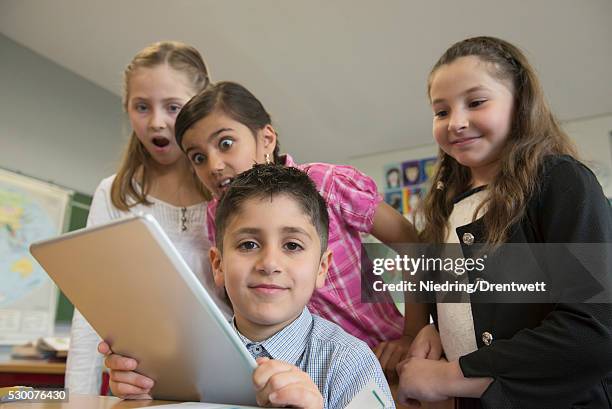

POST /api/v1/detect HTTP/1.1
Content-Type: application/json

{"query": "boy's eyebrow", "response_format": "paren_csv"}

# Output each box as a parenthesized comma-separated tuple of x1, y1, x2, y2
(230, 226, 313, 238)
(431, 85, 489, 105)
(280, 226, 312, 237)
(233, 227, 262, 235)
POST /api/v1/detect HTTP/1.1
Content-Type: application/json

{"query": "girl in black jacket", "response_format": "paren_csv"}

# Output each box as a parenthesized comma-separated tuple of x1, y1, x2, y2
(397, 36, 612, 409)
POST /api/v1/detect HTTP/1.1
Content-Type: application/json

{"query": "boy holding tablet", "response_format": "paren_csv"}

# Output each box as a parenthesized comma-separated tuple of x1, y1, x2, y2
(99, 164, 394, 409)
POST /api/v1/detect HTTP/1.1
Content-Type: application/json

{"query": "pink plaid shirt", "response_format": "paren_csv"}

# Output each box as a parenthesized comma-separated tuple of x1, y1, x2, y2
(207, 154, 403, 346)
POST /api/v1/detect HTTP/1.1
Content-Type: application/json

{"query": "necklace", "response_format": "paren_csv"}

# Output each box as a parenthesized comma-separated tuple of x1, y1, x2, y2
(181, 207, 188, 231)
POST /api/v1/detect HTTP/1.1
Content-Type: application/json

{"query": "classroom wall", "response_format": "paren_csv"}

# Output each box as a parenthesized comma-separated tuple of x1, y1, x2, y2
(564, 115, 612, 197)
(349, 114, 612, 198)
(0, 34, 124, 195)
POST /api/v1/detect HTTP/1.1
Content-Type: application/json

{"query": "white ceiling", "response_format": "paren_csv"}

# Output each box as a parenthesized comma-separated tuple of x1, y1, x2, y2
(2, 0, 611, 164)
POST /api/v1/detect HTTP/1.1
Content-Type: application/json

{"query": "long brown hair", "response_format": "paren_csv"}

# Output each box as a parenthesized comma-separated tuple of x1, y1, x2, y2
(111, 41, 211, 210)
(420, 36, 577, 244)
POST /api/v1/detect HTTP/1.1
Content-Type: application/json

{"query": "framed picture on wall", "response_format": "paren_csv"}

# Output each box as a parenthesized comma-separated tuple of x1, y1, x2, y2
(420, 157, 438, 182)
(383, 163, 402, 190)
(401, 160, 421, 186)
(402, 187, 422, 215)
(384, 190, 403, 213)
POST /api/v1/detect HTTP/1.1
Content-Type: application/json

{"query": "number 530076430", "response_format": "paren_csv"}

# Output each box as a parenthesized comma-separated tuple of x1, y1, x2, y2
(2, 387, 68, 403)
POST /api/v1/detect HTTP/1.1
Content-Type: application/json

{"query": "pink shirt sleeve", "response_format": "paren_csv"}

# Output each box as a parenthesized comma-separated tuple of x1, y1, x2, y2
(307, 164, 383, 234)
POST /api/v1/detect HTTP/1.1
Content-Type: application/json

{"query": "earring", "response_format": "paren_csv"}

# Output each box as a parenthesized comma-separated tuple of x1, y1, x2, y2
(265, 153, 272, 165)
(436, 181, 444, 190)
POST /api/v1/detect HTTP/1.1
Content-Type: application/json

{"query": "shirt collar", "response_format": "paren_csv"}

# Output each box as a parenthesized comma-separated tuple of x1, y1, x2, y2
(452, 185, 487, 204)
(232, 308, 313, 364)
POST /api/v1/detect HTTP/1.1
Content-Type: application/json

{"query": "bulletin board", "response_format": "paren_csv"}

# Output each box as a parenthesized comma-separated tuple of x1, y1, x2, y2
(382, 157, 437, 219)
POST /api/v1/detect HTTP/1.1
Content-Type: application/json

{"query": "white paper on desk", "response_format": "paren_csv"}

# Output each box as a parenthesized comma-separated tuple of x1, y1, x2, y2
(345, 379, 390, 409)
(146, 402, 260, 408)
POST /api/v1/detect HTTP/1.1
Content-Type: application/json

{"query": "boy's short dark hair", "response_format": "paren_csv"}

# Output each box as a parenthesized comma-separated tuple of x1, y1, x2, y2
(215, 164, 329, 255)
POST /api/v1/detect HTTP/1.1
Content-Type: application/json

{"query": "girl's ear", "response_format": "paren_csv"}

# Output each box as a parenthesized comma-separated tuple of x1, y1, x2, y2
(209, 247, 225, 288)
(259, 124, 277, 155)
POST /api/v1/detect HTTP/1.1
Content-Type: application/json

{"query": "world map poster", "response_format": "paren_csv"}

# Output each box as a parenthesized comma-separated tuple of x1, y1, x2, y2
(0, 168, 71, 344)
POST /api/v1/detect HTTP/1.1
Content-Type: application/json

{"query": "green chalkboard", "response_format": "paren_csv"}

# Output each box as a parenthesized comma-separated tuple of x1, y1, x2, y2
(55, 191, 91, 322)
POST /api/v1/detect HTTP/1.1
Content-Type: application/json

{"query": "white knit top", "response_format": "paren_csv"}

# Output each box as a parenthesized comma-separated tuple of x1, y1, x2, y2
(437, 188, 487, 362)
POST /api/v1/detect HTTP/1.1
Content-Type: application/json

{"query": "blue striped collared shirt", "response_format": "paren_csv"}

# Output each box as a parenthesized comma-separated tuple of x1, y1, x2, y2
(233, 308, 395, 409)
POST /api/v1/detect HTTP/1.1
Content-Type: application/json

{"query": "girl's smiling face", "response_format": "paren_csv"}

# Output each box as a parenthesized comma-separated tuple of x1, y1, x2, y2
(429, 56, 515, 185)
(181, 110, 277, 197)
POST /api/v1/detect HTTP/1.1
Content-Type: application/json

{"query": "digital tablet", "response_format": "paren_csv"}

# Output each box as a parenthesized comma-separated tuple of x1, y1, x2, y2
(30, 214, 257, 405)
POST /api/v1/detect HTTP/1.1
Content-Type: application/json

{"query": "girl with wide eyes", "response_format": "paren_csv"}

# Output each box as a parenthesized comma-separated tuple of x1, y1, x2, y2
(65, 42, 232, 396)
(396, 36, 612, 409)
(174, 81, 428, 381)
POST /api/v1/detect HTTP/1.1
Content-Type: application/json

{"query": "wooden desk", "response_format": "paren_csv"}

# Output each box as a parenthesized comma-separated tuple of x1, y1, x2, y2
(0, 361, 452, 408)
(3, 394, 175, 408)
(1, 384, 454, 409)
(2, 393, 453, 409)
(0, 360, 65, 389)
(0, 360, 65, 375)
(0, 352, 109, 394)
(0, 344, 65, 389)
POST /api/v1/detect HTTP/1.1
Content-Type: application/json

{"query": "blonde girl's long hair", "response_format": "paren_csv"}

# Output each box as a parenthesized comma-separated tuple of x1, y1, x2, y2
(420, 36, 577, 244)
(111, 41, 211, 210)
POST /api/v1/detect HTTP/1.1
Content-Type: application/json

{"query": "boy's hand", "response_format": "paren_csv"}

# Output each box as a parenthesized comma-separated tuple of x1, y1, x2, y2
(373, 335, 413, 383)
(253, 357, 323, 409)
(408, 324, 442, 360)
(98, 341, 154, 400)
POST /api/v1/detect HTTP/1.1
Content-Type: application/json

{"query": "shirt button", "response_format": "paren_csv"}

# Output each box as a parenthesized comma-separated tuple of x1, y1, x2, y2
(482, 331, 493, 346)
(462, 232, 475, 246)
(253, 345, 262, 354)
